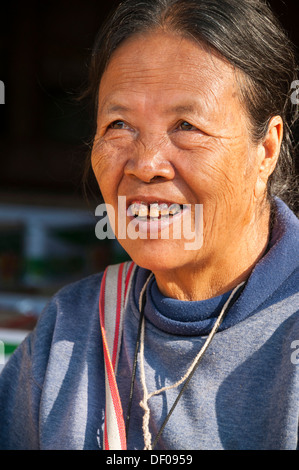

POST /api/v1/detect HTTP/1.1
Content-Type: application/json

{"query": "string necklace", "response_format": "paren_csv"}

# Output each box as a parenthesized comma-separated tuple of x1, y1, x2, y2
(125, 274, 246, 450)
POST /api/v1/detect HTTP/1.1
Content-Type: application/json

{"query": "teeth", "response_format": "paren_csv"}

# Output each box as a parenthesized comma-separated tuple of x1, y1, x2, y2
(136, 203, 148, 218)
(129, 202, 148, 217)
(159, 203, 169, 217)
(128, 203, 137, 216)
(128, 202, 183, 218)
(169, 203, 182, 216)
(149, 203, 159, 218)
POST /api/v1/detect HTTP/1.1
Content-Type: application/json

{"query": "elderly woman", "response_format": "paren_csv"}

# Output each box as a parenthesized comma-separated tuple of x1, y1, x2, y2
(0, 0, 298, 451)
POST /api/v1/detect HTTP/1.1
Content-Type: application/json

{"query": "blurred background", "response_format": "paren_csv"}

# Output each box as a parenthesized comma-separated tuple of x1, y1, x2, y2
(0, 0, 298, 359)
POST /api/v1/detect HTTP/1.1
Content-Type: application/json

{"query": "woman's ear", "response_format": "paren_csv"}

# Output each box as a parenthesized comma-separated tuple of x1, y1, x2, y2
(254, 116, 283, 198)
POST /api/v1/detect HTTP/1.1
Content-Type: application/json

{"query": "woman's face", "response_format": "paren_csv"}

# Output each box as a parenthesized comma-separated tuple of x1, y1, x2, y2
(91, 31, 264, 275)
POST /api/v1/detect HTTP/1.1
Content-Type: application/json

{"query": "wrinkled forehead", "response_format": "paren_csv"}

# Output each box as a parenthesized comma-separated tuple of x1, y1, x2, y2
(97, 31, 246, 129)
(102, 31, 239, 91)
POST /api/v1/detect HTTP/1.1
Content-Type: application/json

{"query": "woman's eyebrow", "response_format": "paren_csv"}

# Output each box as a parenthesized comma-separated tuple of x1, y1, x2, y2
(99, 102, 131, 115)
(100, 103, 202, 115)
(165, 104, 198, 114)
(164, 102, 212, 119)
(98, 97, 210, 119)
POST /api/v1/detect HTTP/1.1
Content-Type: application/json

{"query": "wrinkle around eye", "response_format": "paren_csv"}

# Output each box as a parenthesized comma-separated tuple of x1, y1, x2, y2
(171, 119, 212, 138)
(102, 120, 137, 140)
(171, 126, 211, 148)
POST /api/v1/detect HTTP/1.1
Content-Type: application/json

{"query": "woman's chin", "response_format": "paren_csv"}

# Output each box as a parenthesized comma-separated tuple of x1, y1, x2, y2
(121, 238, 197, 273)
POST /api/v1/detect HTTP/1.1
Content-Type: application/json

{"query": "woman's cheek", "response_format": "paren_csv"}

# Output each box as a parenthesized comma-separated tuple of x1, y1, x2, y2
(188, 139, 247, 202)
(91, 139, 127, 184)
(182, 150, 247, 240)
(185, 156, 236, 205)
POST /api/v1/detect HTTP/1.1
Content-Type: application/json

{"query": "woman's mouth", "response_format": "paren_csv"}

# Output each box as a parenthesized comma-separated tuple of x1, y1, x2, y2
(125, 200, 189, 237)
(127, 201, 184, 220)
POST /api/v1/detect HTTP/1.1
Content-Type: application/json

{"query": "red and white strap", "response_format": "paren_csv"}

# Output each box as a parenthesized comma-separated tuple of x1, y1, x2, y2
(99, 261, 136, 450)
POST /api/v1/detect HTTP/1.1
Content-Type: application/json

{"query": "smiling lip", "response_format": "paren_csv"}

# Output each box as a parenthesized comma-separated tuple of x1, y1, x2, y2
(126, 198, 186, 219)
(125, 196, 190, 235)
(126, 196, 186, 208)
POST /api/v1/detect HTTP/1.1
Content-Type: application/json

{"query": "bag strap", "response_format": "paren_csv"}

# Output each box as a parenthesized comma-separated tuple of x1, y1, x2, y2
(99, 260, 136, 450)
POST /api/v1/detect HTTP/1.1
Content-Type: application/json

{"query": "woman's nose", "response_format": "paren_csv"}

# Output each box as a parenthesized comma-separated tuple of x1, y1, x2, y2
(124, 140, 175, 183)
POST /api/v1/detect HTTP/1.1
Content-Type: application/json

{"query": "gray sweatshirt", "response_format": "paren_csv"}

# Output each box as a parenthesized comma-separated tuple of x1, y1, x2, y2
(0, 198, 298, 450)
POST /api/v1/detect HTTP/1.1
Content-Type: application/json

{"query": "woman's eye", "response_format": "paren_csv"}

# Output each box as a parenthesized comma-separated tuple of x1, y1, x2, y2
(109, 120, 128, 130)
(179, 121, 197, 131)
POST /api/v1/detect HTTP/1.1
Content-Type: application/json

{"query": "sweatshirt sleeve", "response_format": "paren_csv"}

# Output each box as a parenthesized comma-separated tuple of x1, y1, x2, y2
(0, 298, 58, 450)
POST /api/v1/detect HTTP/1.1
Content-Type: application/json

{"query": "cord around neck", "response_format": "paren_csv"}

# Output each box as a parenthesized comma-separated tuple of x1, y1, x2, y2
(126, 274, 247, 450)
